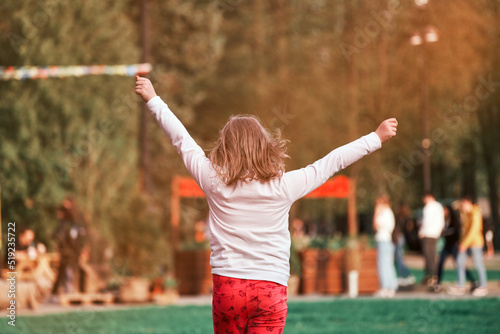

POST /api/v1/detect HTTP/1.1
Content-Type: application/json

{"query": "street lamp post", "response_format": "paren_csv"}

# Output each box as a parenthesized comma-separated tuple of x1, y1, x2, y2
(411, 0, 438, 194)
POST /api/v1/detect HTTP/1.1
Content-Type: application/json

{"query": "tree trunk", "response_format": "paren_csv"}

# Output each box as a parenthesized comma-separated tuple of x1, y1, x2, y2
(253, 0, 266, 100)
(483, 148, 499, 239)
(345, 1, 359, 237)
(274, 0, 289, 88)
(138, 0, 151, 194)
(460, 140, 477, 199)
(478, 101, 500, 246)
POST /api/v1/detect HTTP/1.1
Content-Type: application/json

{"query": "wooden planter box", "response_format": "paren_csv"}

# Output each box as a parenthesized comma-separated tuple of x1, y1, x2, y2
(357, 248, 379, 294)
(300, 249, 344, 294)
(175, 250, 212, 295)
(300, 247, 378, 295)
(300, 249, 319, 294)
(317, 250, 344, 294)
(119, 277, 150, 303)
(174, 248, 378, 296)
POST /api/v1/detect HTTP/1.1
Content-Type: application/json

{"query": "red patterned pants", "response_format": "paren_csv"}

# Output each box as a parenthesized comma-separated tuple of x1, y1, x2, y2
(212, 274, 288, 334)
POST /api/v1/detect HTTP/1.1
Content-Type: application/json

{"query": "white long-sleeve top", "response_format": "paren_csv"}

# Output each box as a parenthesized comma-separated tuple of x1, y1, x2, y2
(374, 206, 395, 242)
(419, 200, 445, 239)
(147, 96, 382, 286)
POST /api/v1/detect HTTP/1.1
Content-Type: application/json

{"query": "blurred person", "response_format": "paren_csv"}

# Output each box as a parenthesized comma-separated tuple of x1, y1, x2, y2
(291, 218, 305, 238)
(305, 219, 318, 239)
(394, 202, 416, 287)
(403, 217, 420, 251)
(135, 76, 398, 333)
(373, 195, 398, 298)
(16, 228, 37, 259)
(485, 230, 494, 259)
(482, 217, 495, 259)
(449, 197, 488, 296)
(3, 227, 38, 267)
(434, 205, 477, 293)
(290, 218, 310, 251)
(20, 228, 41, 264)
(418, 193, 445, 287)
(51, 197, 88, 297)
(194, 219, 207, 244)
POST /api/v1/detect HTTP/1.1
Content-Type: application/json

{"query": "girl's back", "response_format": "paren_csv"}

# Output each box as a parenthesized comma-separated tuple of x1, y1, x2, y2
(206, 176, 293, 286)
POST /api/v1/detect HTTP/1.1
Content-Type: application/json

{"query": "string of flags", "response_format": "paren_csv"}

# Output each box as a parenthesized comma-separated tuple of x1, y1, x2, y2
(0, 63, 152, 81)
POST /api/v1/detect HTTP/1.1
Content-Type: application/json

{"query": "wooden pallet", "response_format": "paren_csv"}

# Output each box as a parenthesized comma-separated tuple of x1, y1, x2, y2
(59, 292, 114, 306)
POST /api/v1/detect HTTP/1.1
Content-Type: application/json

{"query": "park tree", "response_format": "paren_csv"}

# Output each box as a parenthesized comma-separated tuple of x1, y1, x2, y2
(128, 0, 224, 258)
(1, 0, 225, 274)
(199, 0, 498, 233)
(477, 0, 500, 244)
(146, 0, 224, 192)
(0, 1, 140, 256)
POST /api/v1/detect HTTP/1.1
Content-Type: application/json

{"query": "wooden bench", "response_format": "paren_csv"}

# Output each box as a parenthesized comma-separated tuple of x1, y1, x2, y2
(59, 292, 114, 306)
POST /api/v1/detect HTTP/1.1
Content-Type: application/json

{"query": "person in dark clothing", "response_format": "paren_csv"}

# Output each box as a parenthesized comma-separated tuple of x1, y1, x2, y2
(51, 197, 88, 296)
(433, 204, 476, 292)
(394, 202, 416, 286)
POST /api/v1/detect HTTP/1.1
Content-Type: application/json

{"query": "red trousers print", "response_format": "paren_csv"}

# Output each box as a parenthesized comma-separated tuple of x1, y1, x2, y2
(212, 274, 288, 334)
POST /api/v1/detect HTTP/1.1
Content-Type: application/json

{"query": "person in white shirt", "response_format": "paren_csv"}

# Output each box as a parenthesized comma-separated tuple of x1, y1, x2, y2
(135, 76, 398, 333)
(419, 193, 445, 286)
(373, 195, 398, 298)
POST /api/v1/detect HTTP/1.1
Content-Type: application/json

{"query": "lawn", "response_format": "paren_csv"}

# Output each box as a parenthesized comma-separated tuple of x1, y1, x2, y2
(1, 298, 499, 334)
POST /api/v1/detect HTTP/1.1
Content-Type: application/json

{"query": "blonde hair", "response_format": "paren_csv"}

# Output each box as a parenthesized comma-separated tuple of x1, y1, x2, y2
(209, 115, 289, 185)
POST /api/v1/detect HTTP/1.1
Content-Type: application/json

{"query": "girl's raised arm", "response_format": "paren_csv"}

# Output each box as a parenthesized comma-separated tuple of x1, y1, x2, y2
(135, 76, 211, 190)
(284, 119, 397, 202)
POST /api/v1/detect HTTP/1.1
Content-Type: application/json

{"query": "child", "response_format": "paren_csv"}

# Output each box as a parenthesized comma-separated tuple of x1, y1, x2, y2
(135, 76, 398, 333)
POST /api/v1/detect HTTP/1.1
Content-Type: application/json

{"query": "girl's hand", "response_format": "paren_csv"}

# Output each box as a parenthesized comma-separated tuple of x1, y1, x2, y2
(375, 118, 398, 144)
(135, 75, 157, 102)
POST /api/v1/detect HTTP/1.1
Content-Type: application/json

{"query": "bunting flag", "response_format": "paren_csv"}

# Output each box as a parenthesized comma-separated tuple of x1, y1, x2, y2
(0, 63, 152, 81)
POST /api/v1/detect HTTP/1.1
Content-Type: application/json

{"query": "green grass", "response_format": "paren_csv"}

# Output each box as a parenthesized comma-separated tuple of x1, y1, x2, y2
(2, 298, 499, 334)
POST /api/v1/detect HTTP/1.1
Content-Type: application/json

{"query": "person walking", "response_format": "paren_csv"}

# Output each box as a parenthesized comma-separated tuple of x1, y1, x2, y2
(419, 193, 445, 287)
(449, 197, 488, 296)
(394, 202, 416, 287)
(373, 195, 398, 298)
(434, 204, 477, 293)
(51, 197, 88, 297)
(135, 76, 398, 333)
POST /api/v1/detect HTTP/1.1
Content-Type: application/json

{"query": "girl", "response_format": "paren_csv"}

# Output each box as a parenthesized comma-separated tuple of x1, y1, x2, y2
(135, 76, 397, 333)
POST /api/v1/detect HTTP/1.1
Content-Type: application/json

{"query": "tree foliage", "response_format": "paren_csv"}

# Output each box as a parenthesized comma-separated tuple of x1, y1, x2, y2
(0, 1, 139, 248)
(1, 0, 499, 269)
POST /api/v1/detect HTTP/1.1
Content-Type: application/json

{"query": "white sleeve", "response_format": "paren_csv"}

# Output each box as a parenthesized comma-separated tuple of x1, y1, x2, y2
(283, 132, 382, 202)
(146, 96, 211, 190)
